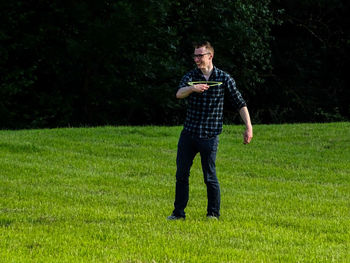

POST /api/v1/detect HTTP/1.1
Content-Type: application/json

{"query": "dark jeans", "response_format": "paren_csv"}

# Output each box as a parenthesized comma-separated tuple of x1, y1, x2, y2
(172, 130, 220, 218)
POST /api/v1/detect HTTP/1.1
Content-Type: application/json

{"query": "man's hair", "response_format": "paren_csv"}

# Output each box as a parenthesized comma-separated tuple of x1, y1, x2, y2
(193, 41, 214, 55)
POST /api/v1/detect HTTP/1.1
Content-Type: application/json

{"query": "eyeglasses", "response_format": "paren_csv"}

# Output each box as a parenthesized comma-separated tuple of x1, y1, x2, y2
(192, 53, 211, 59)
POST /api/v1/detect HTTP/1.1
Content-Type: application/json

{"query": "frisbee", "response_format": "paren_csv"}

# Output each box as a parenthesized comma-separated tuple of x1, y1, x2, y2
(188, 81, 222, 87)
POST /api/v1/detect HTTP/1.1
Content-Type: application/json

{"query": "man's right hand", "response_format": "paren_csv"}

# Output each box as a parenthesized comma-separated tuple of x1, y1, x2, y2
(192, 84, 209, 93)
(176, 84, 209, 99)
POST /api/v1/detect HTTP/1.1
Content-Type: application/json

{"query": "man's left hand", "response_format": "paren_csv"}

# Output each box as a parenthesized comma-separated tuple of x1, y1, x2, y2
(243, 127, 253, 144)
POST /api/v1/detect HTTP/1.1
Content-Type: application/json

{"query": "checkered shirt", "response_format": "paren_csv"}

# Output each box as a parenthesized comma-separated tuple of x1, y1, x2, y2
(178, 66, 247, 138)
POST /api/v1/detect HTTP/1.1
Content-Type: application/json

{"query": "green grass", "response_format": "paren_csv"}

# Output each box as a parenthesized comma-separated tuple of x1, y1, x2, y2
(0, 123, 349, 262)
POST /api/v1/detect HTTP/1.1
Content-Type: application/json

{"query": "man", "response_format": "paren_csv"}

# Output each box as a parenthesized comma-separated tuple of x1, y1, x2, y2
(167, 41, 253, 220)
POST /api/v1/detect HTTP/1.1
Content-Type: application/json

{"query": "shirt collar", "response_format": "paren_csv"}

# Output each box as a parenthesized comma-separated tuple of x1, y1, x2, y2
(194, 65, 217, 79)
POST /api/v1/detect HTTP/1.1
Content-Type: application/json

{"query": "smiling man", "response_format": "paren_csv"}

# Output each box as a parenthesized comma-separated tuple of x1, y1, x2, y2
(167, 41, 253, 220)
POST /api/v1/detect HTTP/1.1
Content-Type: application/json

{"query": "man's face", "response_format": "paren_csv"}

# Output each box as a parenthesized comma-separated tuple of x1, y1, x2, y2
(193, 47, 212, 69)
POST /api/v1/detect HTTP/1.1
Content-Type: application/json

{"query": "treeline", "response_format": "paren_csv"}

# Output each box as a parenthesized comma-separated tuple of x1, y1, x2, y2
(0, 0, 349, 129)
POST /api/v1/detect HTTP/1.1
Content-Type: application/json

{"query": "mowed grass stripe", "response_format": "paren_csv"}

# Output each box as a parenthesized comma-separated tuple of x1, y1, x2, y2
(0, 123, 349, 262)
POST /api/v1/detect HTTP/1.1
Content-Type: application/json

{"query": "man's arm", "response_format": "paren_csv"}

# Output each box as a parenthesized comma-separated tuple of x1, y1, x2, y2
(239, 106, 253, 144)
(176, 84, 209, 99)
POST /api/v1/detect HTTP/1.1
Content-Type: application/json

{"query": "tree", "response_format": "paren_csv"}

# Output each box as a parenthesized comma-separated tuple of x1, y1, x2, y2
(5, 1, 347, 128)
(261, 0, 350, 123)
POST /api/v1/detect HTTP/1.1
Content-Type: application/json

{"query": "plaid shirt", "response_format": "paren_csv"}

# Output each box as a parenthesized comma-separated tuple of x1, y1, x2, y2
(178, 66, 246, 138)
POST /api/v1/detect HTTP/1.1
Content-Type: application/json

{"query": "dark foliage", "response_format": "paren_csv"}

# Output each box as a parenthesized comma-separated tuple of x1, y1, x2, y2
(0, 0, 348, 129)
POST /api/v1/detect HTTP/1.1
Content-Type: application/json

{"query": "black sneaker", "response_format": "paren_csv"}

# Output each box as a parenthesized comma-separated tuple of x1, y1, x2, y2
(207, 215, 219, 220)
(167, 214, 185, 221)
(207, 212, 219, 220)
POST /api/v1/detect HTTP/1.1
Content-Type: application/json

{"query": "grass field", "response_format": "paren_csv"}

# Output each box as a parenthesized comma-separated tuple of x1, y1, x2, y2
(0, 123, 349, 262)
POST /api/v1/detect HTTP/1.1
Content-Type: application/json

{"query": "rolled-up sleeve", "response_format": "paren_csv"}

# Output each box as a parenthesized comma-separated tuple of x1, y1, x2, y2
(177, 73, 192, 93)
(225, 76, 247, 110)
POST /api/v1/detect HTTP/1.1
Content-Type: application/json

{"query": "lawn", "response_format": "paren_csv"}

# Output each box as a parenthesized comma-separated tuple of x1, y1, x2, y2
(0, 123, 349, 262)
